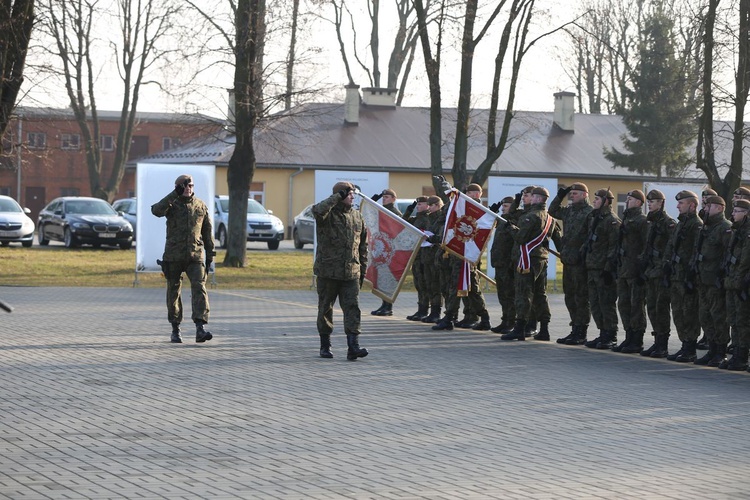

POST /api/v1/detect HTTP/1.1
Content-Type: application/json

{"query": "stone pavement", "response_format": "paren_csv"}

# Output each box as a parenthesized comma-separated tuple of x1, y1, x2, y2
(1, 285, 749, 500)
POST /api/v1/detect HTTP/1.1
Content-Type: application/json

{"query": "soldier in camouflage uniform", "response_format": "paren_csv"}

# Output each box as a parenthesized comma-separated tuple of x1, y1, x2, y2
(371, 188, 402, 316)
(510, 186, 540, 337)
(312, 181, 369, 361)
(151, 174, 215, 344)
(640, 190, 676, 358)
(692, 195, 732, 366)
(501, 187, 561, 341)
(583, 189, 621, 349)
(696, 188, 717, 349)
(725, 187, 750, 354)
(721, 199, 750, 370)
(662, 191, 703, 362)
(549, 182, 594, 345)
(432, 202, 463, 331)
(489, 196, 518, 333)
(404, 196, 431, 321)
(420, 196, 445, 324)
(612, 190, 649, 353)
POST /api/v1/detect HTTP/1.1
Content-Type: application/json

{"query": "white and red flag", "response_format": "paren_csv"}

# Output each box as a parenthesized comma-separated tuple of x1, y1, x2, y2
(441, 189, 499, 265)
(359, 196, 426, 303)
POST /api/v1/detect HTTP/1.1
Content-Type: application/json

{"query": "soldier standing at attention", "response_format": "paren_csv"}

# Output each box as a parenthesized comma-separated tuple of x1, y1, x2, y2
(151, 174, 215, 344)
(489, 196, 518, 333)
(726, 187, 750, 354)
(420, 196, 445, 324)
(370, 188, 402, 317)
(696, 188, 717, 349)
(640, 190, 676, 358)
(612, 190, 649, 353)
(549, 182, 594, 345)
(313, 182, 369, 361)
(405, 196, 431, 321)
(662, 191, 703, 362)
(582, 189, 621, 349)
(692, 195, 732, 366)
(721, 199, 750, 370)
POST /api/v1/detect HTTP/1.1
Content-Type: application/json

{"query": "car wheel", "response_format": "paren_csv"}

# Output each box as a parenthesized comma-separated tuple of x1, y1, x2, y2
(267, 239, 280, 250)
(22, 240, 32, 248)
(218, 226, 227, 249)
(119, 241, 132, 250)
(1, 241, 9, 247)
(64, 227, 78, 248)
(293, 229, 304, 249)
(38, 225, 49, 246)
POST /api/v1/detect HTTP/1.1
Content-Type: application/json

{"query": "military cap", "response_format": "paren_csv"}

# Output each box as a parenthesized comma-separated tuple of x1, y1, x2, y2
(522, 185, 536, 194)
(332, 181, 354, 194)
(733, 199, 750, 210)
(175, 174, 193, 185)
(646, 189, 665, 201)
(594, 188, 614, 200)
(675, 190, 698, 201)
(531, 186, 550, 198)
(734, 186, 750, 198)
(626, 189, 645, 203)
(427, 195, 443, 206)
(466, 183, 482, 193)
(704, 195, 726, 206)
(569, 182, 589, 193)
(381, 188, 397, 197)
(415, 196, 429, 203)
(702, 188, 717, 197)
(501, 196, 515, 204)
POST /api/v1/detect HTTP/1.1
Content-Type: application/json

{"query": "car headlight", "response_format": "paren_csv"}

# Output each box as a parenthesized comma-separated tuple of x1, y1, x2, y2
(122, 222, 133, 231)
(272, 217, 284, 230)
(72, 222, 90, 229)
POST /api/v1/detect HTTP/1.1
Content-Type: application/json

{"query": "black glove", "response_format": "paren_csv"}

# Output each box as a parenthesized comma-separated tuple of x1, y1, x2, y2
(514, 192, 522, 206)
(684, 280, 695, 294)
(359, 271, 366, 289)
(205, 255, 213, 270)
(406, 200, 417, 213)
(338, 186, 353, 200)
(601, 270, 613, 285)
(662, 262, 673, 277)
(489, 202, 501, 213)
(371, 193, 382, 201)
(557, 186, 572, 199)
(174, 180, 187, 196)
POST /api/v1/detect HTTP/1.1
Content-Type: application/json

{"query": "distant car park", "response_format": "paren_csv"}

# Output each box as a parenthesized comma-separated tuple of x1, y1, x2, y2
(292, 204, 314, 249)
(37, 196, 134, 249)
(0, 195, 35, 248)
(213, 196, 285, 250)
(112, 197, 137, 240)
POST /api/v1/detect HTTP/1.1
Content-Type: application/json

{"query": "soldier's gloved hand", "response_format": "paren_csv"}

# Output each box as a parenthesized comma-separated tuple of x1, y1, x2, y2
(684, 280, 696, 294)
(662, 262, 672, 277)
(371, 193, 382, 202)
(489, 202, 501, 213)
(174, 180, 187, 196)
(338, 186, 353, 200)
(205, 254, 213, 270)
(434, 175, 452, 194)
(557, 186, 572, 199)
(601, 270, 614, 285)
(406, 200, 417, 213)
(359, 270, 366, 289)
(514, 192, 523, 206)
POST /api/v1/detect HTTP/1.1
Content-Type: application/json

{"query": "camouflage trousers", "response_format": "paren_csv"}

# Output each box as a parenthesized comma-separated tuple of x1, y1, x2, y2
(616, 277, 646, 333)
(645, 278, 671, 335)
(438, 254, 461, 318)
(165, 260, 210, 325)
(514, 259, 550, 323)
(460, 266, 488, 320)
(494, 263, 516, 322)
(562, 264, 590, 327)
(587, 269, 618, 331)
(670, 282, 701, 342)
(698, 285, 729, 345)
(726, 291, 750, 348)
(316, 277, 361, 335)
(412, 252, 428, 308)
(421, 248, 442, 308)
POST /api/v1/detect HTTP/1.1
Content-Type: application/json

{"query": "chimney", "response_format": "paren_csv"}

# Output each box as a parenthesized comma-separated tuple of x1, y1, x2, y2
(226, 88, 236, 133)
(344, 84, 360, 125)
(553, 91, 575, 132)
(361, 87, 397, 108)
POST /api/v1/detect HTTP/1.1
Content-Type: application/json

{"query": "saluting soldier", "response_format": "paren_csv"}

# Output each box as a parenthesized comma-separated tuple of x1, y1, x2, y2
(489, 196, 518, 333)
(549, 182, 594, 345)
(405, 196, 431, 321)
(371, 188, 402, 317)
(662, 191, 703, 362)
(640, 190, 676, 358)
(721, 198, 750, 370)
(612, 190, 649, 353)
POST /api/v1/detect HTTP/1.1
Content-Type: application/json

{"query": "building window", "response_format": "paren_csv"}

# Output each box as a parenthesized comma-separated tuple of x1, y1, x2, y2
(61, 134, 81, 150)
(100, 135, 115, 151)
(0, 187, 10, 196)
(28, 132, 46, 149)
(249, 182, 264, 205)
(162, 137, 181, 151)
(61, 187, 80, 196)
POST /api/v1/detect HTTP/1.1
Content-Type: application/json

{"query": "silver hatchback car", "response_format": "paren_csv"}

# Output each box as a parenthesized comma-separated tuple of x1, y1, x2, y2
(0, 195, 35, 247)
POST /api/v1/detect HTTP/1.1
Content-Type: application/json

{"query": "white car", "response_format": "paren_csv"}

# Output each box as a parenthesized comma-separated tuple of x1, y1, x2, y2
(213, 196, 285, 250)
(0, 195, 35, 247)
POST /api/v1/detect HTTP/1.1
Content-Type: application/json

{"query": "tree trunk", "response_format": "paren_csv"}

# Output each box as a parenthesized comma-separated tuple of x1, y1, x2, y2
(0, 0, 34, 141)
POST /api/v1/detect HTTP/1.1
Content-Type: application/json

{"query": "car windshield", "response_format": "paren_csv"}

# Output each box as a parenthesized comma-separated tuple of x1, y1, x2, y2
(0, 199, 22, 213)
(65, 199, 118, 215)
(219, 198, 268, 215)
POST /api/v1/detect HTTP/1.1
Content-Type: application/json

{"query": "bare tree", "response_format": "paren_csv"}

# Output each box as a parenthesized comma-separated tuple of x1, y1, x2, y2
(0, 0, 35, 141)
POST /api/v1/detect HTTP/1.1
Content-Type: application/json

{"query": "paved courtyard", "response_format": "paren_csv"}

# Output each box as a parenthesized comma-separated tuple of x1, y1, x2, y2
(1, 285, 749, 499)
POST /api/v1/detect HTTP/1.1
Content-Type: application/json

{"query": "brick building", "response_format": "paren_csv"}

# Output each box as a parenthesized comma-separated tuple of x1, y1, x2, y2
(0, 107, 222, 219)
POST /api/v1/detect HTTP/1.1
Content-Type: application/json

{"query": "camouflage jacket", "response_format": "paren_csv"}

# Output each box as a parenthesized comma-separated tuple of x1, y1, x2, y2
(410, 210, 430, 231)
(490, 209, 521, 269)
(509, 203, 562, 262)
(616, 206, 648, 279)
(723, 218, 750, 290)
(312, 193, 368, 280)
(663, 212, 702, 281)
(694, 211, 731, 287)
(641, 209, 676, 279)
(549, 196, 593, 266)
(383, 202, 402, 217)
(151, 191, 214, 262)
(583, 205, 621, 272)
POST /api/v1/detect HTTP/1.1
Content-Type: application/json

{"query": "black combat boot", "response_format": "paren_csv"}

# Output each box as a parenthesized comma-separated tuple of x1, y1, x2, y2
(432, 315, 454, 331)
(641, 332, 658, 356)
(195, 323, 213, 343)
(621, 330, 644, 354)
(728, 343, 735, 355)
(612, 329, 632, 352)
(666, 340, 685, 361)
(491, 319, 513, 334)
(565, 325, 589, 346)
(319, 334, 333, 359)
(694, 340, 716, 365)
(585, 330, 604, 349)
(727, 347, 749, 371)
(372, 300, 392, 316)
(525, 320, 538, 338)
(500, 320, 526, 341)
(406, 304, 429, 321)
(696, 333, 708, 350)
(533, 322, 550, 341)
(649, 333, 670, 358)
(556, 325, 576, 344)
(473, 313, 492, 331)
(170, 323, 182, 343)
(596, 330, 617, 349)
(370, 302, 387, 315)
(707, 343, 728, 368)
(455, 315, 479, 329)
(675, 340, 697, 362)
(421, 305, 441, 324)
(346, 333, 369, 361)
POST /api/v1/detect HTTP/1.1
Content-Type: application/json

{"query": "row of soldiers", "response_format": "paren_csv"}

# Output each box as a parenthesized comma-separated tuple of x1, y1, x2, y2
(373, 182, 750, 372)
